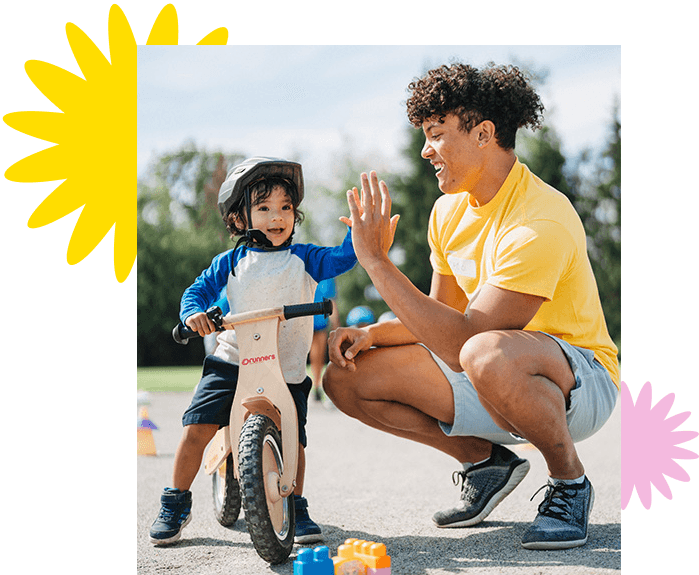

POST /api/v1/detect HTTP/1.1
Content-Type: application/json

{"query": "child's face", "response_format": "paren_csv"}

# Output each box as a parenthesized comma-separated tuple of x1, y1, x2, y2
(246, 185, 296, 246)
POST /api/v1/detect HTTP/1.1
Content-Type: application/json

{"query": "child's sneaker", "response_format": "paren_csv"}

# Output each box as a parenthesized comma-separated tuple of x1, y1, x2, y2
(149, 488, 192, 545)
(521, 477, 594, 549)
(432, 444, 530, 527)
(293, 495, 323, 544)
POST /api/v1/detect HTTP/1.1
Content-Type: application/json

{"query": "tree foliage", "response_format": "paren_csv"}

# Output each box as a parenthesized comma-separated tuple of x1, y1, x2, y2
(137, 143, 244, 366)
(518, 106, 621, 348)
(311, 154, 392, 324)
(569, 104, 621, 348)
(390, 128, 443, 295)
(137, 109, 621, 366)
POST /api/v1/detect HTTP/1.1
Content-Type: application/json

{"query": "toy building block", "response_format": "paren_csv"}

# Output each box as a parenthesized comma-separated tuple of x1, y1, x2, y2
(137, 406, 158, 456)
(294, 545, 334, 575)
(333, 539, 391, 575)
(333, 556, 366, 575)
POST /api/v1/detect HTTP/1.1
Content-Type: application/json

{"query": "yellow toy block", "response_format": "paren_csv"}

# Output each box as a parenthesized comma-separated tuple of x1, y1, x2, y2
(332, 539, 390, 574)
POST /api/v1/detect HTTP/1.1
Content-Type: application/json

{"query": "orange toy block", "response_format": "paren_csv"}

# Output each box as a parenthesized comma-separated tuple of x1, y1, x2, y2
(333, 539, 390, 574)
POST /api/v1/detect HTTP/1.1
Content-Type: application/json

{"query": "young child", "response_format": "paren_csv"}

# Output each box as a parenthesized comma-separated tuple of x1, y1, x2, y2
(149, 157, 357, 546)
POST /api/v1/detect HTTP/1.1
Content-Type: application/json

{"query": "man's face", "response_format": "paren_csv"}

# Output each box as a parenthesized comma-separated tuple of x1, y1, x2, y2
(421, 113, 481, 194)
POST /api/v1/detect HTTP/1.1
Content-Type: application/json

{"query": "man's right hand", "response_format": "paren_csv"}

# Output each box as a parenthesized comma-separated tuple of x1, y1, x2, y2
(185, 312, 217, 336)
(327, 326, 374, 371)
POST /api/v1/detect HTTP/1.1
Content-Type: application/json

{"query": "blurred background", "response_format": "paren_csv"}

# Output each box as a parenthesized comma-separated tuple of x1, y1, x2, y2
(137, 45, 620, 369)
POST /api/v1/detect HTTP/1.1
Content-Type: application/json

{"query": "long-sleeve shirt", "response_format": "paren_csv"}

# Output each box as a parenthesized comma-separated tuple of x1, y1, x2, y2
(180, 229, 356, 383)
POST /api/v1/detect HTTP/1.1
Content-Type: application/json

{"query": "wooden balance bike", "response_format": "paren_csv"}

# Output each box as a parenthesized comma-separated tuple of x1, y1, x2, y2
(173, 299, 332, 564)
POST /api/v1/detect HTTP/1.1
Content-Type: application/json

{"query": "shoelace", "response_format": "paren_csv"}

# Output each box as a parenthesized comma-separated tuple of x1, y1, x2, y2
(452, 469, 483, 503)
(452, 470, 467, 487)
(157, 507, 177, 521)
(158, 505, 189, 522)
(529, 482, 578, 522)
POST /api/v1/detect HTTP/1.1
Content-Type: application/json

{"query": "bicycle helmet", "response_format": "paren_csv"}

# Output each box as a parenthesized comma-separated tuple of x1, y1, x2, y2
(346, 306, 376, 327)
(218, 156, 304, 249)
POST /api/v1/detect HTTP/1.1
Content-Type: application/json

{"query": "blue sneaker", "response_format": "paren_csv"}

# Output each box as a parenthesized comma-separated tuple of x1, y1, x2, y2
(521, 477, 595, 549)
(149, 488, 192, 545)
(294, 495, 323, 544)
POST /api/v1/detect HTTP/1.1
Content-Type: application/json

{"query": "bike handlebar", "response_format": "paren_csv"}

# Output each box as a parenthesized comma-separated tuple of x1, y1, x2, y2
(282, 298, 333, 321)
(172, 298, 334, 345)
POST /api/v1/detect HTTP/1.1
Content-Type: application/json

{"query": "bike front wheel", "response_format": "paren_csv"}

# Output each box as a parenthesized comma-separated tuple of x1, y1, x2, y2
(212, 453, 241, 527)
(238, 414, 295, 564)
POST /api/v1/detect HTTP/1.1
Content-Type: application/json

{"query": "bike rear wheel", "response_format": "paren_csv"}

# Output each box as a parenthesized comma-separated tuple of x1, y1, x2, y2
(212, 453, 241, 526)
(238, 414, 295, 564)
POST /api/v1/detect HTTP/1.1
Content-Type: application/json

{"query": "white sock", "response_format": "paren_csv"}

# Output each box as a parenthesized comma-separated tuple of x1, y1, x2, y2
(551, 474, 586, 485)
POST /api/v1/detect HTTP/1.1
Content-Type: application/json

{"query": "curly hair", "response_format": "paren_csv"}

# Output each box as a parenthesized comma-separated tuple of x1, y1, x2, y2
(406, 62, 544, 150)
(223, 176, 304, 239)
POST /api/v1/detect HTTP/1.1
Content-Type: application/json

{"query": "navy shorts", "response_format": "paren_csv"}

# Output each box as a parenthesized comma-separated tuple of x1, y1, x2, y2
(182, 355, 313, 447)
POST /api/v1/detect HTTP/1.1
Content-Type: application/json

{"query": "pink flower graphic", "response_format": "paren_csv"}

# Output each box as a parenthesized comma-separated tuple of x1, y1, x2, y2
(621, 381, 698, 509)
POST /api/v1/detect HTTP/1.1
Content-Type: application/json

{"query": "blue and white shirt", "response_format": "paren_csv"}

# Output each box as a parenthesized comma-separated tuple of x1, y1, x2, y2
(180, 229, 356, 383)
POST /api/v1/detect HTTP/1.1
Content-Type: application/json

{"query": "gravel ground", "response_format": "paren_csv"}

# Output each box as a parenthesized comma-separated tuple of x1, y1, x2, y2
(137, 391, 620, 574)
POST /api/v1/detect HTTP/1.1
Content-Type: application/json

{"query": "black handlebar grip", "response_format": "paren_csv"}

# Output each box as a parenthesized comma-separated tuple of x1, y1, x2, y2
(172, 323, 198, 345)
(283, 298, 333, 321)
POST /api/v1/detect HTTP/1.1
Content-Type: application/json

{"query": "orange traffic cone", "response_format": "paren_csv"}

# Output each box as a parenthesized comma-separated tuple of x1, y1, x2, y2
(138, 406, 158, 456)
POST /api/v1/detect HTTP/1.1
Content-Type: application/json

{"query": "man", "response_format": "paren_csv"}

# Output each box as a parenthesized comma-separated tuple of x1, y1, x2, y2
(323, 63, 619, 550)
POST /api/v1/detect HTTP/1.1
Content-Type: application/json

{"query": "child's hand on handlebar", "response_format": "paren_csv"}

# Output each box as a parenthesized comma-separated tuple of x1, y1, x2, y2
(327, 327, 373, 371)
(185, 312, 218, 336)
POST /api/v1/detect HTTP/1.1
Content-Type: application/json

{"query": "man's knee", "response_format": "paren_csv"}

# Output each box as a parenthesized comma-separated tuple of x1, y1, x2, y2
(324, 363, 370, 420)
(460, 332, 508, 378)
(322, 363, 349, 402)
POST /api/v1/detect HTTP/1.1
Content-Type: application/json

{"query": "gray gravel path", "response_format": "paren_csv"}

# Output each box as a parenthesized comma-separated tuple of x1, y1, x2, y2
(137, 391, 620, 574)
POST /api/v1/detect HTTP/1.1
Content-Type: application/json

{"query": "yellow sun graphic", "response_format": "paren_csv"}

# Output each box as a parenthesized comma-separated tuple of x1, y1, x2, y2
(3, 4, 227, 283)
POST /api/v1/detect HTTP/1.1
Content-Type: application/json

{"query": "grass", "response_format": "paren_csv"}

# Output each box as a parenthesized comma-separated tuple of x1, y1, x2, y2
(137, 365, 202, 392)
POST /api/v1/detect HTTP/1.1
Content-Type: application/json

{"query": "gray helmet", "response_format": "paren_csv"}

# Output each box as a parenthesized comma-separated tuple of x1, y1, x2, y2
(218, 156, 304, 218)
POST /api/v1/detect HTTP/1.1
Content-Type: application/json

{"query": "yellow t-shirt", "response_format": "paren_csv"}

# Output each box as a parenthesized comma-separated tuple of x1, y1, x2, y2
(428, 159, 620, 388)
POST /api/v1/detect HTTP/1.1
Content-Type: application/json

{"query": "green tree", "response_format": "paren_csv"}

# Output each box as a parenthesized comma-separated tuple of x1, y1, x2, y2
(519, 108, 621, 348)
(518, 125, 572, 202)
(137, 143, 244, 366)
(390, 127, 443, 296)
(312, 154, 390, 323)
(570, 105, 621, 348)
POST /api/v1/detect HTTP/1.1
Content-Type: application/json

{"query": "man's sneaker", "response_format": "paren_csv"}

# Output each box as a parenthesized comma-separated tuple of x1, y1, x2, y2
(294, 495, 323, 544)
(149, 488, 192, 545)
(432, 444, 530, 528)
(521, 477, 594, 550)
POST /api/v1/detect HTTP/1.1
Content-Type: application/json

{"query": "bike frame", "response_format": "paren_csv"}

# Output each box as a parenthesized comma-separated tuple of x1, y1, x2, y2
(203, 306, 299, 499)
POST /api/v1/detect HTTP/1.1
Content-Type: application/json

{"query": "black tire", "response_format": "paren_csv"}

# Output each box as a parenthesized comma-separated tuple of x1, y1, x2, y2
(238, 414, 295, 564)
(212, 453, 241, 526)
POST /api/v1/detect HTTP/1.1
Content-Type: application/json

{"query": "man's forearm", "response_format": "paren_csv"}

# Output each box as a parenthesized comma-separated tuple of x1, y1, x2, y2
(363, 256, 471, 371)
(364, 317, 419, 348)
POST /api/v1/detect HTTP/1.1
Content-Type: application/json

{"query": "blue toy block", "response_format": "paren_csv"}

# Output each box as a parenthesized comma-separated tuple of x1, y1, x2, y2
(294, 545, 334, 575)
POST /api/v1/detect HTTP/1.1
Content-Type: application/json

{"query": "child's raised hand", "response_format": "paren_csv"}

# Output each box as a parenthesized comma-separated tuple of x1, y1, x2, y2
(339, 186, 362, 227)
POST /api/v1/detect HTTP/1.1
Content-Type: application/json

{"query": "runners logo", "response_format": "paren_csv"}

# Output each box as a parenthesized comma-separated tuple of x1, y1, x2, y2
(241, 354, 276, 366)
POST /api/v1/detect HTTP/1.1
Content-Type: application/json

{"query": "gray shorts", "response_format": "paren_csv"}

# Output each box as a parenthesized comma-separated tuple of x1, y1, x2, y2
(426, 334, 618, 445)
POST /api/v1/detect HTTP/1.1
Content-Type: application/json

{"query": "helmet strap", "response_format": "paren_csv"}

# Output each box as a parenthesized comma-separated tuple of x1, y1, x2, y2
(243, 185, 274, 248)
(229, 184, 296, 277)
